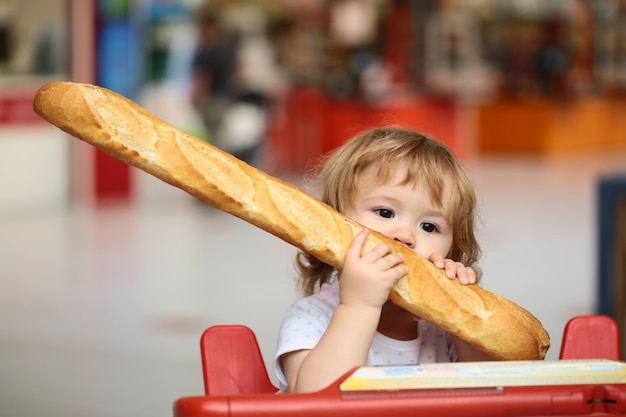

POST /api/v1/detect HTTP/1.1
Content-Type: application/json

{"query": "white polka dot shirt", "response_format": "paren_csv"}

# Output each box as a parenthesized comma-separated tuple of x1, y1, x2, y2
(274, 278, 458, 391)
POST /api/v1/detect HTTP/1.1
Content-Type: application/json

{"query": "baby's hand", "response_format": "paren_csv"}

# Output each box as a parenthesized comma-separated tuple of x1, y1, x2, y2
(340, 229, 408, 309)
(428, 253, 476, 285)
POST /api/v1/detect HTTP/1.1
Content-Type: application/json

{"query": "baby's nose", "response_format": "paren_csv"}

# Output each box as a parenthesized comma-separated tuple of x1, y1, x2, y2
(393, 227, 415, 249)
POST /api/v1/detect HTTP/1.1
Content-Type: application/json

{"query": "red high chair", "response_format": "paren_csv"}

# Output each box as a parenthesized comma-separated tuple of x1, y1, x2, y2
(199, 315, 623, 396)
(176, 318, 626, 417)
(200, 325, 278, 395)
(559, 314, 621, 360)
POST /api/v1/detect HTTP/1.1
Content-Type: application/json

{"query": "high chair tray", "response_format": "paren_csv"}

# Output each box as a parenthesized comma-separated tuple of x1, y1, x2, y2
(174, 359, 626, 417)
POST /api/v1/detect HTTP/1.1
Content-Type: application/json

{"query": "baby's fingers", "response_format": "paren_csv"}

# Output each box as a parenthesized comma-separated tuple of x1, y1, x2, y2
(369, 247, 407, 280)
(346, 228, 371, 259)
(391, 262, 409, 279)
(443, 260, 477, 285)
(428, 253, 446, 269)
(459, 267, 477, 285)
(365, 243, 405, 265)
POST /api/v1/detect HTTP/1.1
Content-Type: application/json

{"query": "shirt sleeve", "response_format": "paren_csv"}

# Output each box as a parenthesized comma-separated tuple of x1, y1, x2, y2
(272, 296, 335, 390)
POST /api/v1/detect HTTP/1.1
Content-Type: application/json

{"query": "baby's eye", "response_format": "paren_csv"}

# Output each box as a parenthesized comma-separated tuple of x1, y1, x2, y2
(421, 222, 438, 233)
(375, 208, 394, 219)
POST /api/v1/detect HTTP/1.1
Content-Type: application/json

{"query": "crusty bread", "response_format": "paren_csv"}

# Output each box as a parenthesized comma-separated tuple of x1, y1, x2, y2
(33, 81, 550, 360)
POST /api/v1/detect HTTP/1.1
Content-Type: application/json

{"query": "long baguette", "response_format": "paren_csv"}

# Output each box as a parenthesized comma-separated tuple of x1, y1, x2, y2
(33, 81, 550, 360)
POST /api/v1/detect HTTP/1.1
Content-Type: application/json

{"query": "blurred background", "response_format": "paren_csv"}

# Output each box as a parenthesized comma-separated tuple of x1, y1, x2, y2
(0, 0, 625, 416)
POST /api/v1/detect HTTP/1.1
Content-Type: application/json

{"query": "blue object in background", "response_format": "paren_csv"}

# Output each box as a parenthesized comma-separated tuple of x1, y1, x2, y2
(597, 175, 626, 322)
(97, 0, 142, 100)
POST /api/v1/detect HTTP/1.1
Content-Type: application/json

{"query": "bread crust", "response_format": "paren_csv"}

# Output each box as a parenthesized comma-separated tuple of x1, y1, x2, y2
(33, 81, 550, 360)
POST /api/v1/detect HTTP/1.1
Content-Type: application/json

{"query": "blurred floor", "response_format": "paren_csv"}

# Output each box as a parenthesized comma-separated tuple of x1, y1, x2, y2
(1, 149, 625, 417)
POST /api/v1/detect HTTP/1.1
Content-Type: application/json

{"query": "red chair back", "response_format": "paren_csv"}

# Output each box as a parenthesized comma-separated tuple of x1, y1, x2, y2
(200, 325, 278, 395)
(559, 315, 621, 360)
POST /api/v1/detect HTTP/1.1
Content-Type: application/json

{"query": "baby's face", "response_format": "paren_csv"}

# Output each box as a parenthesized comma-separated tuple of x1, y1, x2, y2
(345, 166, 454, 259)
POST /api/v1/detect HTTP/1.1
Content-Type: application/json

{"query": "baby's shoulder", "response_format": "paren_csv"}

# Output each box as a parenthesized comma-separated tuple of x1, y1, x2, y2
(284, 280, 339, 320)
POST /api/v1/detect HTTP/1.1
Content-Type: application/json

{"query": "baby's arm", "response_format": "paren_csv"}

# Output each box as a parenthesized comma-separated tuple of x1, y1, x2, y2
(281, 229, 407, 393)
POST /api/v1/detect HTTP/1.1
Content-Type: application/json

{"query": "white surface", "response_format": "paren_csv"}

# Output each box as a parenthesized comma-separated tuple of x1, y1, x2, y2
(0, 126, 69, 212)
